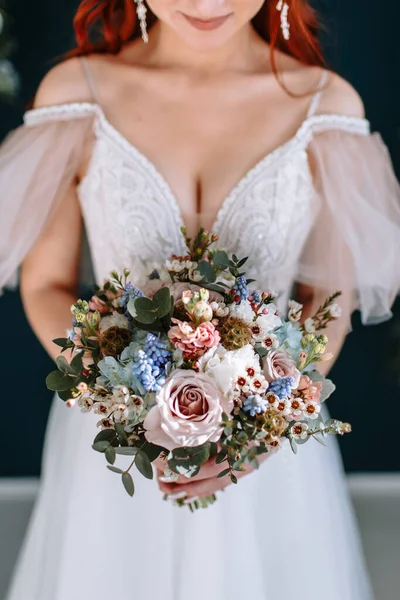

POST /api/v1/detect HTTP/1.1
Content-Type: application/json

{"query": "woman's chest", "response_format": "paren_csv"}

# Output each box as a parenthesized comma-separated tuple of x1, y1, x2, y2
(77, 128, 318, 286)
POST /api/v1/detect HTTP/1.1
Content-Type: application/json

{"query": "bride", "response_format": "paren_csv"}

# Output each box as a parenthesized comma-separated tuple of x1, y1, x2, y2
(1, 0, 400, 598)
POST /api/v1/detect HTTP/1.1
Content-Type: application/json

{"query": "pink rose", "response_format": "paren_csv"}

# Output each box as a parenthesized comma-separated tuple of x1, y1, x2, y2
(144, 370, 232, 450)
(168, 319, 220, 356)
(263, 348, 301, 388)
(297, 375, 322, 403)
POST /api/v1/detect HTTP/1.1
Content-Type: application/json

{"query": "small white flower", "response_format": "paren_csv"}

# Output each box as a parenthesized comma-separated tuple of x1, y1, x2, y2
(255, 307, 282, 332)
(99, 313, 129, 333)
(166, 259, 196, 274)
(266, 438, 281, 453)
(96, 418, 114, 430)
(94, 401, 112, 416)
(288, 309, 301, 323)
(288, 299, 303, 312)
(265, 391, 279, 409)
(290, 422, 309, 440)
(229, 299, 255, 325)
(110, 386, 131, 404)
(288, 397, 305, 417)
(304, 317, 316, 333)
(78, 395, 93, 413)
(188, 266, 203, 282)
(275, 398, 292, 416)
(77, 382, 89, 393)
(260, 333, 280, 349)
(304, 401, 321, 420)
(210, 301, 229, 317)
(328, 303, 342, 318)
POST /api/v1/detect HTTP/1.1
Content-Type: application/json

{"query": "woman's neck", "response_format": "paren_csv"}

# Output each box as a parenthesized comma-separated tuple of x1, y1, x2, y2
(143, 21, 266, 75)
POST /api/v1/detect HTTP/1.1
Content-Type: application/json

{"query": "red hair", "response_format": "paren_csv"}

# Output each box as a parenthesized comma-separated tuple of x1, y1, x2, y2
(70, 0, 325, 87)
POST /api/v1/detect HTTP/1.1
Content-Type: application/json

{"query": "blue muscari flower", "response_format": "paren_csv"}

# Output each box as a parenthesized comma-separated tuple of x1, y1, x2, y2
(120, 283, 145, 309)
(243, 394, 269, 417)
(268, 376, 294, 399)
(131, 350, 165, 393)
(250, 290, 262, 304)
(235, 275, 249, 302)
(143, 333, 172, 368)
(149, 269, 160, 280)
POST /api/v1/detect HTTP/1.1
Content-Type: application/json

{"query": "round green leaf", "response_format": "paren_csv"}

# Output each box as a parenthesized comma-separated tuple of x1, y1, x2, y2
(92, 441, 110, 453)
(46, 371, 74, 392)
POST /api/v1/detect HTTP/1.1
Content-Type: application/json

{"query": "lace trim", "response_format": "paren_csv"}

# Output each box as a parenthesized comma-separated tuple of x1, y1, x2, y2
(23, 101, 371, 236)
(24, 102, 99, 126)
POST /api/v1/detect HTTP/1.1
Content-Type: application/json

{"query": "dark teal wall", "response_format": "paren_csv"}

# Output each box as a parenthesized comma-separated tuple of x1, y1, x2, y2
(0, 0, 399, 476)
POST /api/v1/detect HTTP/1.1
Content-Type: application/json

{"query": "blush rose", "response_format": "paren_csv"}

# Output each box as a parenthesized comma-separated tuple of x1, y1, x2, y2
(143, 369, 233, 450)
(263, 348, 301, 388)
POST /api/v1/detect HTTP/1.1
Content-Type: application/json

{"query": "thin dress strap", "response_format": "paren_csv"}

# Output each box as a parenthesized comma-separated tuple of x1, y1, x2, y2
(80, 57, 101, 105)
(306, 70, 330, 118)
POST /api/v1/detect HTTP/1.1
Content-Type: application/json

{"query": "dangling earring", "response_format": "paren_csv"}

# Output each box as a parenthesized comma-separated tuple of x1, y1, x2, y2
(135, 0, 149, 43)
(276, 0, 290, 41)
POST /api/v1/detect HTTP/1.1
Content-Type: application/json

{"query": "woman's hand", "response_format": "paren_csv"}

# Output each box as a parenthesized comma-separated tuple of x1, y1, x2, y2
(154, 452, 266, 501)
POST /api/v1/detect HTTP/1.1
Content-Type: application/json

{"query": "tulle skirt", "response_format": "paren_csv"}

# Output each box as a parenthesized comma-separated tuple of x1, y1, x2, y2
(6, 395, 374, 600)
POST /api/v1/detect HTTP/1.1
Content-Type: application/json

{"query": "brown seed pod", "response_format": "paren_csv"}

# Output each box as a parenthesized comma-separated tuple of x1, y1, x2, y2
(99, 326, 131, 358)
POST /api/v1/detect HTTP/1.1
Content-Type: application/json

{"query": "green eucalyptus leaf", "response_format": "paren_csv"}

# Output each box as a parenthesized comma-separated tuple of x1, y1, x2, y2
(230, 473, 238, 484)
(135, 309, 158, 324)
(114, 447, 138, 456)
(135, 450, 154, 479)
(135, 297, 154, 312)
(105, 446, 116, 464)
(288, 437, 298, 454)
(216, 449, 227, 464)
(93, 429, 116, 444)
(56, 355, 76, 375)
(122, 472, 135, 496)
(127, 298, 138, 318)
(53, 338, 69, 348)
(197, 261, 217, 283)
(212, 251, 230, 269)
(217, 468, 230, 479)
(57, 388, 75, 402)
(46, 370, 75, 392)
(107, 465, 123, 474)
(70, 352, 84, 375)
(142, 443, 164, 463)
(115, 423, 129, 446)
(92, 441, 110, 453)
(153, 287, 173, 318)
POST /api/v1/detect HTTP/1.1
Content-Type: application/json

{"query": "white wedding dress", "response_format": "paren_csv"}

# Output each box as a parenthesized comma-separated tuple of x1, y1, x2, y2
(1, 63, 400, 600)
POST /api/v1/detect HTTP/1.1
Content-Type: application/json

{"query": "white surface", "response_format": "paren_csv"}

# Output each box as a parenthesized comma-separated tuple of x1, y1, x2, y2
(0, 475, 399, 600)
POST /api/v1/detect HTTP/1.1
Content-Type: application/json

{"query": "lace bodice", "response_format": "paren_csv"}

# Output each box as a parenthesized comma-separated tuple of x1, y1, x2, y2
(24, 103, 370, 308)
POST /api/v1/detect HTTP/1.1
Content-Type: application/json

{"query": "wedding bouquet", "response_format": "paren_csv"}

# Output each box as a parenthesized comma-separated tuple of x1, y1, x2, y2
(47, 229, 351, 510)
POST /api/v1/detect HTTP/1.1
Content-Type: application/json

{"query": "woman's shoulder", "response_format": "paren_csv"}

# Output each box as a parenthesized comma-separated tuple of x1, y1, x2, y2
(317, 71, 365, 119)
(33, 56, 95, 109)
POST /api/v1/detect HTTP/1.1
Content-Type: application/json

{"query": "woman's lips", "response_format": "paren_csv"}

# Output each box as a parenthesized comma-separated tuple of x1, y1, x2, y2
(181, 13, 232, 31)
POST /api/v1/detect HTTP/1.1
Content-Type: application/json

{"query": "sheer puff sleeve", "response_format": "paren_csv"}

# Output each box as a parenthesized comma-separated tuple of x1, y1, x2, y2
(296, 127, 400, 325)
(0, 106, 95, 293)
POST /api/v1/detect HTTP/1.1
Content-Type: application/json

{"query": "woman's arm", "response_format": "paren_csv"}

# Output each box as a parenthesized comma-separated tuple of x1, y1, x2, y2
(295, 282, 353, 377)
(20, 181, 83, 360)
(18, 58, 93, 360)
